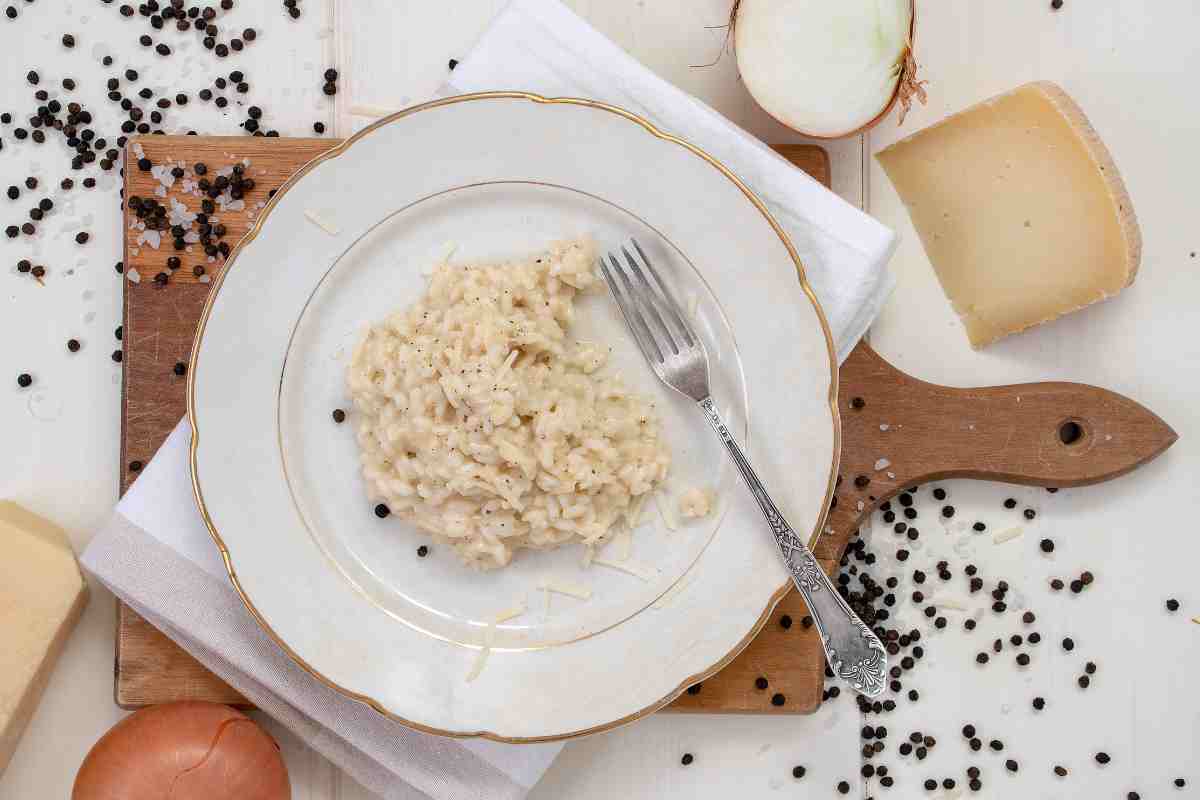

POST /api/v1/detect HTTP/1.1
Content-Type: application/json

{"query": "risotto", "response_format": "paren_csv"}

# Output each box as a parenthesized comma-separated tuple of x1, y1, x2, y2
(347, 238, 671, 570)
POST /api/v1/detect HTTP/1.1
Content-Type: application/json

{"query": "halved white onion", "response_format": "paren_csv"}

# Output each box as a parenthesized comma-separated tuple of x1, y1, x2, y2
(733, 0, 925, 139)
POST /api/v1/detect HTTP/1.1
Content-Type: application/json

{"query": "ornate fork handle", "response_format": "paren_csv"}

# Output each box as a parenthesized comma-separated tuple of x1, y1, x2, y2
(699, 397, 887, 697)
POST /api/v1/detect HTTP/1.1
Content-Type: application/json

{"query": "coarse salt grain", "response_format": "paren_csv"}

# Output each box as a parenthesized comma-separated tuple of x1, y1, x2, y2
(874, 457, 891, 471)
(126, 269, 141, 283)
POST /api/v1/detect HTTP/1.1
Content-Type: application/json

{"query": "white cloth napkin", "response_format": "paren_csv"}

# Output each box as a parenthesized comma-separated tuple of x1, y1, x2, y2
(84, 3, 896, 799)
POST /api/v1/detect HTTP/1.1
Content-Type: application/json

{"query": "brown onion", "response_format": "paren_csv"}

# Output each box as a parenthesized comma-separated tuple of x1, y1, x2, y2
(72, 702, 290, 800)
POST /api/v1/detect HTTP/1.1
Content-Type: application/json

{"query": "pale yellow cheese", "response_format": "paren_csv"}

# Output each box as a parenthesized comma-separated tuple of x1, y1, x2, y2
(0, 501, 89, 777)
(877, 81, 1141, 348)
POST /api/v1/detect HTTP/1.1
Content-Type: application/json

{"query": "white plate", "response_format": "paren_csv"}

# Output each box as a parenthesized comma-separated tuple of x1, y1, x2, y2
(189, 93, 839, 742)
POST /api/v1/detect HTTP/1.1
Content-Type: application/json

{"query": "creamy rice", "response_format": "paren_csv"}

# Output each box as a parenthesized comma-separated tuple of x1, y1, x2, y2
(347, 239, 671, 570)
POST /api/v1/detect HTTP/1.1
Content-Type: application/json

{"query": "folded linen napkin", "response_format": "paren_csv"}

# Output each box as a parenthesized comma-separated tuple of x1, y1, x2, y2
(84, 2, 896, 798)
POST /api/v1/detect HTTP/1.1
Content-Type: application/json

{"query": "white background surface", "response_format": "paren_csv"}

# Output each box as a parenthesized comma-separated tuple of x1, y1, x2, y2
(2, 1, 1197, 798)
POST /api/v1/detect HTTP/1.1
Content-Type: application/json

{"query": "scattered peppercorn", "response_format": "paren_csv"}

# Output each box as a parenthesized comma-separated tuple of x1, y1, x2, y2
(1166, 598, 1180, 612)
(17, 373, 33, 388)
(374, 503, 390, 518)
(770, 693, 785, 707)
(791, 765, 805, 779)
(67, 339, 80, 353)
(1095, 752, 1110, 765)
(1040, 538, 1054, 553)
(680, 753, 693, 766)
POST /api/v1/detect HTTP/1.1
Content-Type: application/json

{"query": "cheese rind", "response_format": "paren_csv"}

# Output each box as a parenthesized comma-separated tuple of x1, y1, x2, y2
(0, 501, 89, 777)
(877, 81, 1141, 348)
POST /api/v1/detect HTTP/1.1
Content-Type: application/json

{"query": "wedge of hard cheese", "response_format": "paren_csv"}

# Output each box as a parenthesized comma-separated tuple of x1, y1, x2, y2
(877, 81, 1141, 348)
(0, 501, 89, 777)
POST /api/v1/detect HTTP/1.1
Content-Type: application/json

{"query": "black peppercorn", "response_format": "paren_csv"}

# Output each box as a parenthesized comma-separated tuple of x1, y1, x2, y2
(770, 693, 785, 706)
(75, 231, 89, 244)
(1062, 636, 1075, 651)
(1095, 752, 1110, 764)
(1016, 653, 1030, 666)
(1032, 696, 1045, 709)
(112, 350, 123, 363)
(374, 503, 390, 518)
(173, 361, 186, 376)
(791, 765, 805, 779)
(680, 753, 693, 766)
(67, 339, 80, 353)
(779, 614, 792, 629)
(417, 545, 429, 557)
(1166, 598, 1180, 611)
(17, 373, 32, 388)
(1078, 675, 1090, 688)
(1040, 538, 1054, 552)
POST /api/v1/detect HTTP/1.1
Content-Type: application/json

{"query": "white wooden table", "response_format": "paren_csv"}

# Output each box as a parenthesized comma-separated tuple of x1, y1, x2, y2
(2, 2, 1197, 798)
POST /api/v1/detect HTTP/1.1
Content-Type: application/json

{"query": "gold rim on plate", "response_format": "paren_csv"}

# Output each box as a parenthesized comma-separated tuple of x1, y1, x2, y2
(186, 91, 842, 743)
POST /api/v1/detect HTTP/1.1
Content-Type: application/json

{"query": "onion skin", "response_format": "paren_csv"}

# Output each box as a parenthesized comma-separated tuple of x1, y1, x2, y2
(733, 0, 920, 140)
(72, 702, 290, 800)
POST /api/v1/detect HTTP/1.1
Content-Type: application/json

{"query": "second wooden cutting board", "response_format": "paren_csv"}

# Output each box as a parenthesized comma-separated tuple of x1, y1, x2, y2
(117, 136, 1176, 716)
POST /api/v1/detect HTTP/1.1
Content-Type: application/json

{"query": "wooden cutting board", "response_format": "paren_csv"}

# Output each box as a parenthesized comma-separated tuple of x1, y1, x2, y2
(116, 136, 1177, 716)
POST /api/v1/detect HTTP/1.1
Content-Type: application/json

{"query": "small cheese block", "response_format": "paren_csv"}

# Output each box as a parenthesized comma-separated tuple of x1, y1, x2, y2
(877, 81, 1141, 348)
(0, 501, 89, 777)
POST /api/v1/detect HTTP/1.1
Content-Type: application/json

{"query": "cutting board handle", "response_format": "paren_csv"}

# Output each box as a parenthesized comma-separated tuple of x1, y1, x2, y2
(815, 342, 1178, 560)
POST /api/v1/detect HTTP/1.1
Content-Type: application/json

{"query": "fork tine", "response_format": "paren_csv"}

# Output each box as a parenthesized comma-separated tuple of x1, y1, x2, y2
(599, 255, 664, 364)
(618, 247, 679, 356)
(624, 241, 696, 348)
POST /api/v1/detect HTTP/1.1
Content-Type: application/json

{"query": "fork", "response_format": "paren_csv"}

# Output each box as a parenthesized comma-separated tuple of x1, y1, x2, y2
(599, 240, 887, 698)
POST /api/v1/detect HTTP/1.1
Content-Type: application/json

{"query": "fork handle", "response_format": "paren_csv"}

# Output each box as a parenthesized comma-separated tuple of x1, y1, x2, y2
(698, 397, 887, 698)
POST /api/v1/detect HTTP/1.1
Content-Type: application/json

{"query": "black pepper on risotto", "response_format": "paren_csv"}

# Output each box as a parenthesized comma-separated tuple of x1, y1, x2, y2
(347, 239, 670, 569)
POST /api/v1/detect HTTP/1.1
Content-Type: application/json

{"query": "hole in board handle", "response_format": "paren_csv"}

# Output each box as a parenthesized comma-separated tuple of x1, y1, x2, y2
(1058, 420, 1085, 446)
